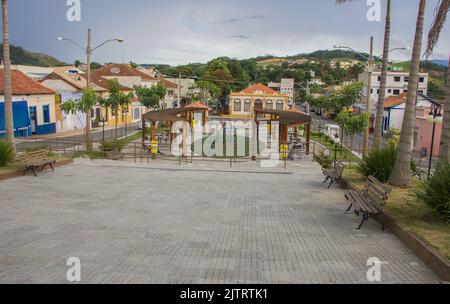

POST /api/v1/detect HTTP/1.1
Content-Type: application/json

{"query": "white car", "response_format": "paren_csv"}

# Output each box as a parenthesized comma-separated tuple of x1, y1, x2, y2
(324, 124, 341, 144)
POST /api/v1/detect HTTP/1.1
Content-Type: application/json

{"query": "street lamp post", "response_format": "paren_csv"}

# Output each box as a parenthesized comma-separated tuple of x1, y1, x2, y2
(58, 30, 124, 150)
(427, 104, 443, 180)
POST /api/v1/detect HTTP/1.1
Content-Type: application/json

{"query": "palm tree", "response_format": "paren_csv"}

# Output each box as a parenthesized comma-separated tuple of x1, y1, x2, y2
(1, 0, 15, 154)
(425, 0, 450, 164)
(390, 0, 427, 186)
(374, 0, 392, 148)
(336, 0, 392, 148)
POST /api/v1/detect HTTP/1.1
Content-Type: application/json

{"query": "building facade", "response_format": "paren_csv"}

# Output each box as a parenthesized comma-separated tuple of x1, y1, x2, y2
(268, 78, 295, 106)
(359, 70, 429, 112)
(383, 94, 443, 157)
(1, 69, 56, 137)
(229, 83, 289, 118)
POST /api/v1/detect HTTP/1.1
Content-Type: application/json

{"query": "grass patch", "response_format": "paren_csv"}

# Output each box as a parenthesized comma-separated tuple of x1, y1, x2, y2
(343, 168, 450, 260)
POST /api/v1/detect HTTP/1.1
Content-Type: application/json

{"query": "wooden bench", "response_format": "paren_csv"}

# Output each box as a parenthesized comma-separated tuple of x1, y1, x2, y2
(17, 150, 56, 177)
(322, 162, 345, 188)
(106, 149, 124, 161)
(344, 176, 393, 231)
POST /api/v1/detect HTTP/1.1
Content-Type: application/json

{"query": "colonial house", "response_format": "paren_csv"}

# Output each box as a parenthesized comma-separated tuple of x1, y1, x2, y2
(383, 93, 444, 157)
(95, 64, 178, 110)
(229, 83, 289, 118)
(0, 69, 56, 137)
(40, 66, 107, 132)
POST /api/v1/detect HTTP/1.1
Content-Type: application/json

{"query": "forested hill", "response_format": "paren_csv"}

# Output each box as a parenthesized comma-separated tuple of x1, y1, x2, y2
(0, 44, 64, 67)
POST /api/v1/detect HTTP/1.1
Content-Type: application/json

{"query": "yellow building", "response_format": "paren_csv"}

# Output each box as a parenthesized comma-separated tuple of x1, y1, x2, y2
(229, 83, 289, 118)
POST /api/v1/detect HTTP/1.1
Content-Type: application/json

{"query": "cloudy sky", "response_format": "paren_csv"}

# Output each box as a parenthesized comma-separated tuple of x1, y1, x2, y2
(4, 0, 450, 66)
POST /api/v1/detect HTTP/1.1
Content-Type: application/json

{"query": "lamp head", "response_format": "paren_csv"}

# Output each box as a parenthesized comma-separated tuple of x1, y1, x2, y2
(117, 38, 124, 43)
(57, 37, 63, 41)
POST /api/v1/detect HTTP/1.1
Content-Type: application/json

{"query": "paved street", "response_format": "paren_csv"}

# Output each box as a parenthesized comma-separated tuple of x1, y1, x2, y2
(0, 159, 439, 284)
(15, 123, 141, 152)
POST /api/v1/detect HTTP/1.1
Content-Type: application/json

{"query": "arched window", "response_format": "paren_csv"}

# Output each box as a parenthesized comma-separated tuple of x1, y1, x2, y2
(234, 99, 242, 112)
(276, 100, 284, 111)
(266, 100, 273, 110)
(244, 99, 252, 112)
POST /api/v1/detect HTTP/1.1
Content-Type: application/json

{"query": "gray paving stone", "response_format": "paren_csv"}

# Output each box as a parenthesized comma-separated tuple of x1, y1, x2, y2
(0, 158, 441, 283)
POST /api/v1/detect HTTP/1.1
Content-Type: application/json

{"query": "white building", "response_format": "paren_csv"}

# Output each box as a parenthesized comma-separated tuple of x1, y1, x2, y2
(268, 78, 295, 106)
(358, 70, 429, 110)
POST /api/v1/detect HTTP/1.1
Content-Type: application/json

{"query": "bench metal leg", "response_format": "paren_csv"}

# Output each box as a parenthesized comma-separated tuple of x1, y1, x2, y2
(328, 180, 334, 189)
(31, 167, 38, 177)
(356, 212, 369, 230)
(323, 177, 329, 184)
(372, 214, 385, 231)
(345, 203, 353, 212)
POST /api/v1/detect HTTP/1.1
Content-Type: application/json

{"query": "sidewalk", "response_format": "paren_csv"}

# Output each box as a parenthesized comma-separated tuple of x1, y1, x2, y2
(15, 124, 136, 144)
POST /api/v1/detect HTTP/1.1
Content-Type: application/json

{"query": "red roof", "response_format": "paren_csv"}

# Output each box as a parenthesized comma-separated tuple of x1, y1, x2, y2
(0, 69, 55, 95)
(241, 83, 278, 95)
(94, 64, 158, 81)
(159, 78, 178, 89)
(384, 93, 408, 108)
(185, 102, 211, 110)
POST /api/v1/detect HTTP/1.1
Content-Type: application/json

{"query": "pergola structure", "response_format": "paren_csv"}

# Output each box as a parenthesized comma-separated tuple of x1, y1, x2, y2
(141, 102, 210, 145)
(254, 108, 312, 155)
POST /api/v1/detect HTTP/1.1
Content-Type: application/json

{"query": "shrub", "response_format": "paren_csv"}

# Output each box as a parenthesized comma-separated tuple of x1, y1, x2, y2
(356, 144, 397, 183)
(25, 145, 49, 153)
(100, 140, 126, 152)
(0, 141, 14, 167)
(314, 152, 333, 169)
(417, 163, 450, 223)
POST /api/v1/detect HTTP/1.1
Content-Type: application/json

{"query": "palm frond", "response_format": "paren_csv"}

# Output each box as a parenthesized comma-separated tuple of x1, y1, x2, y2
(425, 0, 450, 58)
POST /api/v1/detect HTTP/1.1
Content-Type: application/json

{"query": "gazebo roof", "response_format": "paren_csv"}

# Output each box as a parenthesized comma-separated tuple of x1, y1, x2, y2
(185, 102, 211, 110)
(255, 109, 311, 126)
(142, 106, 209, 122)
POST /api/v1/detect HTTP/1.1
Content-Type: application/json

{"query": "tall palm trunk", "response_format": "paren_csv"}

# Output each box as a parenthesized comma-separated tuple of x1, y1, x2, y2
(374, 0, 391, 148)
(2, 0, 15, 154)
(438, 56, 450, 163)
(390, 0, 426, 186)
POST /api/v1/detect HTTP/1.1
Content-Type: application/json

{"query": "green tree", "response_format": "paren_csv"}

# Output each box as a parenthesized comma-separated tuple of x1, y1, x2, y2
(336, 111, 370, 153)
(74, 60, 82, 67)
(101, 79, 134, 139)
(391, 0, 426, 186)
(134, 83, 167, 110)
(60, 87, 100, 146)
(90, 62, 102, 70)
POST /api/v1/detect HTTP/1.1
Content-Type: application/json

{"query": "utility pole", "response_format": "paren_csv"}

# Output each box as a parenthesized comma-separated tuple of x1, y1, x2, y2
(86, 29, 93, 151)
(178, 72, 181, 108)
(363, 36, 374, 157)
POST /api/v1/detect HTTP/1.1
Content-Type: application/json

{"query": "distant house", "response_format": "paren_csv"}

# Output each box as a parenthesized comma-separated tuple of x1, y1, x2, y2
(0, 69, 56, 137)
(0, 65, 54, 80)
(383, 93, 444, 157)
(229, 83, 289, 118)
(41, 66, 107, 132)
(95, 64, 178, 110)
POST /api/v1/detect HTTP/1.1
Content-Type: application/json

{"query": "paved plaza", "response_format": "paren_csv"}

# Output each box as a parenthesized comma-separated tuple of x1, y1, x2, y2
(0, 158, 440, 283)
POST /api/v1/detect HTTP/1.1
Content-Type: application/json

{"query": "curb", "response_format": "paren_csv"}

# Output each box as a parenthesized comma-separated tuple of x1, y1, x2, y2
(0, 159, 74, 182)
(340, 177, 450, 283)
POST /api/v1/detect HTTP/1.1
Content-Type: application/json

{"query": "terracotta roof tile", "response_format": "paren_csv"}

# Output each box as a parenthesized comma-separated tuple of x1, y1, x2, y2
(94, 64, 158, 81)
(241, 83, 279, 95)
(0, 69, 55, 95)
(185, 102, 210, 110)
(384, 93, 408, 108)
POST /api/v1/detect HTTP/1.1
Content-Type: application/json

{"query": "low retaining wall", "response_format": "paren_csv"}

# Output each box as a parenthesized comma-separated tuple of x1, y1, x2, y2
(0, 159, 74, 182)
(340, 178, 450, 283)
